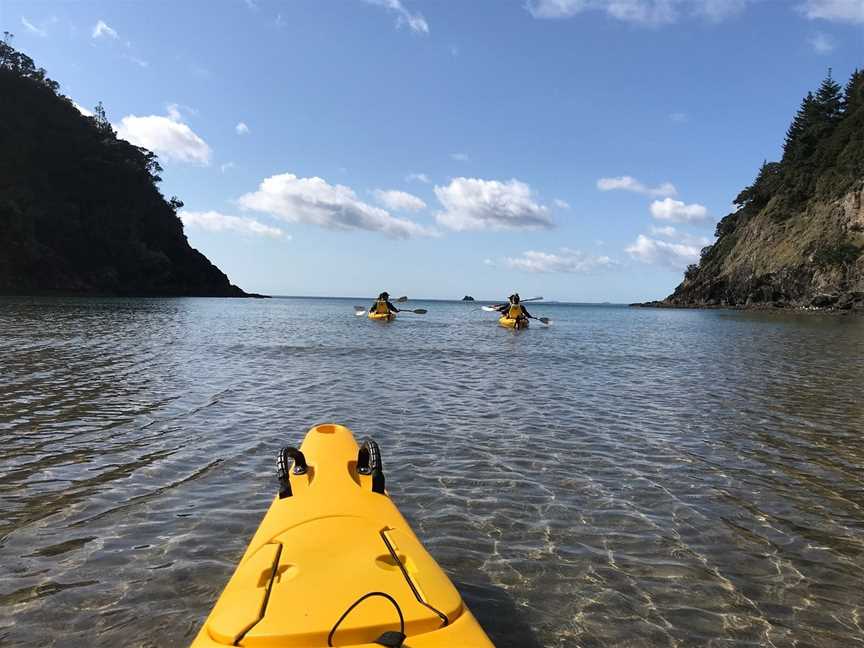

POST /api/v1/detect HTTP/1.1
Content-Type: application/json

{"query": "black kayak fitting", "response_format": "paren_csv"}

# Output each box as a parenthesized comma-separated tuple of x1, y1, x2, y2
(277, 446, 308, 498)
(357, 438, 386, 495)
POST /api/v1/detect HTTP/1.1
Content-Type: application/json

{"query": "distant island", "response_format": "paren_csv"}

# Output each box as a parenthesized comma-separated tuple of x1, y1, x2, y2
(461, 295, 475, 301)
(0, 36, 251, 297)
(637, 69, 863, 312)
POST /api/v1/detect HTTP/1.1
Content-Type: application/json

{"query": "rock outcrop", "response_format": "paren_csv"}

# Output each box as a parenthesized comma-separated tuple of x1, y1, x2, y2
(0, 37, 249, 297)
(647, 69, 864, 311)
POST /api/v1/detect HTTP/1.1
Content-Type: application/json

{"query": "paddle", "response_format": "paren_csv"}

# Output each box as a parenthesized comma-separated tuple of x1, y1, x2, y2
(481, 296, 544, 312)
(531, 316, 552, 326)
(395, 296, 408, 302)
(354, 306, 427, 316)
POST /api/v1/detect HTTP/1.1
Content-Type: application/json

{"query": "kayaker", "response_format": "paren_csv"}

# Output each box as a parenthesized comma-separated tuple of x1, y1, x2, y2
(370, 292, 400, 317)
(497, 293, 531, 323)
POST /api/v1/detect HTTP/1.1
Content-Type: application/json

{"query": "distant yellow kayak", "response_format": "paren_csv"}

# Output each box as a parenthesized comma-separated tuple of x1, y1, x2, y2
(498, 316, 528, 330)
(368, 311, 396, 321)
(191, 423, 494, 648)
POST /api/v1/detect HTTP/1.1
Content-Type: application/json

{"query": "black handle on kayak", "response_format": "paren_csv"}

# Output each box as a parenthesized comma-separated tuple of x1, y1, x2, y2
(357, 438, 386, 495)
(277, 446, 308, 498)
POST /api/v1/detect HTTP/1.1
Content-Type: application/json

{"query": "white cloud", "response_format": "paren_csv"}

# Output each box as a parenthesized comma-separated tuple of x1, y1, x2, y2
(808, 32, 836, 53)
(650, 197, 709, 223)
(372, 189, 427, 212)
(406, 172, 431, 183)
(504, 248, 615, 273)
(220, 162, 237, 173)
(553, 198, 571, 209)
(238, 172, 436, 238)
(92, 20, 118, 39)
(72, 101, 94, 117)
(669, 111, 688, 122)
(650, 225, 678, 237)
(180, 210, 286, 238)
(21, 17, 47, 37)
(434, 177, 553, 231)
(527, 0, 751, 24)
(597, 176, 677, 197)
(650, 226, 712, 247)
(626, 234, 701, 270)
(123, 54, 149, 68)
(115, 111, 212, 165)
(800, 0, 864, 23)
(450, 152, 470, 161)
(363, 0, 429, 33)
(235, 121, 250, 135)
(244, 0, 259, 10)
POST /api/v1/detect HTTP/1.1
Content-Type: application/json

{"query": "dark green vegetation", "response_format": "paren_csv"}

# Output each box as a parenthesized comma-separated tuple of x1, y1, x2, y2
(658, 69, 864, 310)
(0, 35, 248, 296)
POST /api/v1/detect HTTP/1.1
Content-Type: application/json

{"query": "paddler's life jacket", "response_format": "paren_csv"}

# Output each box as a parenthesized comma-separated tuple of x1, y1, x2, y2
(507, 303, 523, 319)
(375, 299, 390, 315)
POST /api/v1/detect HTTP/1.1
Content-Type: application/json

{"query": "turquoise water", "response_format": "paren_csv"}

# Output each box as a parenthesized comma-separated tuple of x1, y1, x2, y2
(1, 297, 863, 646)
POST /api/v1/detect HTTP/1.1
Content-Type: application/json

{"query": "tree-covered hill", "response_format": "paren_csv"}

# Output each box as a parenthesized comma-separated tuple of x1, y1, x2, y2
(654, 68, 864, 310)
(0, 35, 248, 296)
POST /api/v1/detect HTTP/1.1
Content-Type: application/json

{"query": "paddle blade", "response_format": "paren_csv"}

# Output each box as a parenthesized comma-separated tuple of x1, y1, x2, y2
(411, 309, 427, 314)
(539, 317, 551, 325)
(481, 306, 498, 312)
(396, 296, 408, 302)
(355, 310, 367, 316)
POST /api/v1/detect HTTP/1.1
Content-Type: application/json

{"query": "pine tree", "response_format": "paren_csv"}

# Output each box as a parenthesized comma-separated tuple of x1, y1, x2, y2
(814, 68, 843, 123)
(843, 68, 864, 114)
(782, 92, 817, 162)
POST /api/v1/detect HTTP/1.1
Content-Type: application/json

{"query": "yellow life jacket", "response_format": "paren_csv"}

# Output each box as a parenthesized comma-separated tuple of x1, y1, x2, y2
(375, 299, 390, 315)
(507, 303, 523, 319)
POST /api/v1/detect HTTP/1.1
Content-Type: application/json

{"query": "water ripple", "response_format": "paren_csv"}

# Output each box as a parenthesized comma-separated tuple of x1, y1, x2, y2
(0, 297, 862, 647)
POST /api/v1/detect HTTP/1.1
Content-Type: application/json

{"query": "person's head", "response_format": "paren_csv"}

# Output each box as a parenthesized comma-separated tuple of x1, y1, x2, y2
(380, 291, 389, 300)
(509, 293, 520, 304)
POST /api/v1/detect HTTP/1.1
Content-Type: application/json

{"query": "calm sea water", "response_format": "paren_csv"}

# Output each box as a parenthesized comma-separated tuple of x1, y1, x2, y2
(1, 296, 863, 647)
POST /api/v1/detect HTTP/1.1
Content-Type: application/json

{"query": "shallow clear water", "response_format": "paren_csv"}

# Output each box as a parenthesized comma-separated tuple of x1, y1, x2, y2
(1, 297, 863, 647)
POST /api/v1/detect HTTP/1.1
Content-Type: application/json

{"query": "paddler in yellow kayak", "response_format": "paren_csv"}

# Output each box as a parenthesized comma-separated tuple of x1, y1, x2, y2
(496, 293, 532, 324)
(369, 291, 400, 317)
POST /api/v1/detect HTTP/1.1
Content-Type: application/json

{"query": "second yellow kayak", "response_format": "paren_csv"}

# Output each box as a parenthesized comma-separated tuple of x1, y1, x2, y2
(191, 423, 494, 648)
(498, 316, 528, 330)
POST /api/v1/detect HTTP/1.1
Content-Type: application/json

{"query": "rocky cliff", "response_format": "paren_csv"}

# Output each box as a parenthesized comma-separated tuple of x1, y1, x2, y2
(0, 37, 248, 297)
(654, 69, 864, 311)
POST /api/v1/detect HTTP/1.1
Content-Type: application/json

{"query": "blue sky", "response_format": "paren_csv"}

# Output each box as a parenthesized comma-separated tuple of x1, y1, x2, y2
(4, 0, 863, 300)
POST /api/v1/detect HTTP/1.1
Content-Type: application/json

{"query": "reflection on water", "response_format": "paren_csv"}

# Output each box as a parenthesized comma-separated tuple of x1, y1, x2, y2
(1, 297, 862, 647)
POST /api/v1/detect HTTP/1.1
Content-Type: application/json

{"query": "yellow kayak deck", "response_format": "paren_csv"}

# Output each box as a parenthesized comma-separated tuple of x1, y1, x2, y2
(191, 424, 493, 648)
(498, 316, 528, 330)
(368, 311, 395, 321)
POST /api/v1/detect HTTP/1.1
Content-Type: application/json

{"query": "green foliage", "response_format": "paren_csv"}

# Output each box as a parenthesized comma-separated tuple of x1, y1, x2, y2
(813, 244, 862, 268)
(734, 161, 782, 209)
(689, 68, 863, 286)
(0, 39, 242, 296)
(730, 69, 864, 217)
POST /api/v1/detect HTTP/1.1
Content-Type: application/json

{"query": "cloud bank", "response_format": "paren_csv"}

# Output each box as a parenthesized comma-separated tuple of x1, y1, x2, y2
(238, 172, 435, 238)
(115, 109, 212, 164)
(504, 248, 615, 273)
(180, 210, 285, 238)
(527, 0, 751, 24)
(372, 189, 427, 212)
(650, 197, 709, 223)
(597, 176, 677, 197)
(434, 177, 553, 231)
